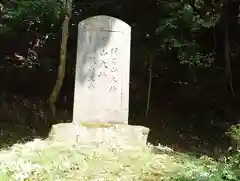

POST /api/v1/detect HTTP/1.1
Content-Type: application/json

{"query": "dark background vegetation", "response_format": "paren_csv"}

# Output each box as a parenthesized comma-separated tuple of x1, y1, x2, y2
(0, 0, 240, 157)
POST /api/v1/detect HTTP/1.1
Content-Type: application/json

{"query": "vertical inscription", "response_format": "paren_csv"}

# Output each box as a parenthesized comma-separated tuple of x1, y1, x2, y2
(87, 63, 96, 89)
(86, 55, 97, 89)
(108, 47, 119, 92)
(85, 33, 120, 92)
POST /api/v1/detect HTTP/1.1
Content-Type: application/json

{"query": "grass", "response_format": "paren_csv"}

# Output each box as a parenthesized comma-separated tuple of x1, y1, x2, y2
(0, 138, 220, 181)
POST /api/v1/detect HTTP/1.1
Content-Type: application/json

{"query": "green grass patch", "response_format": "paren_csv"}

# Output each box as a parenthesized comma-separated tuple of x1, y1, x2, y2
(0, 139, 223, 181)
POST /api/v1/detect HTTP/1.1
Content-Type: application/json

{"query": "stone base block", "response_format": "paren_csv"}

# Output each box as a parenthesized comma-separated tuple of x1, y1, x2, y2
(48, 123, 150, 149)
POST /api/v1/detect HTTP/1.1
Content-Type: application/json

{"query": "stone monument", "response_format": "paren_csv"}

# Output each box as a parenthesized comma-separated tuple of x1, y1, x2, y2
(73, 15, 130, 124)
(49, 15, 149, 149)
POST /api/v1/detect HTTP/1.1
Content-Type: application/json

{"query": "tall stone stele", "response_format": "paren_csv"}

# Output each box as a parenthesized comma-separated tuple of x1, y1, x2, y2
(73, 15, 130, 124)
(49, 15, 149, 148)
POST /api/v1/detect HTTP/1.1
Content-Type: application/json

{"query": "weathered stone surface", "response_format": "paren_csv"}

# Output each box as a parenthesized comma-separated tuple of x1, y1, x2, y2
(48, 123, 149, 149)
(73, 15, 131, 124)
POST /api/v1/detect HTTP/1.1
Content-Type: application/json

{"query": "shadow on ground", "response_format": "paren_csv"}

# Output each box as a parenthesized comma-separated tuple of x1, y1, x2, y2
(0, 122, 50, 149)
(0, 94, 73, 149)
(130, 110, 233, 158)
(0, 117, 72, 149)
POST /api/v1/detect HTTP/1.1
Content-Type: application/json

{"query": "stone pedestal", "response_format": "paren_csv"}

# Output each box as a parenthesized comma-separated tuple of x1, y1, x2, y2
(48, 123, 150, 149)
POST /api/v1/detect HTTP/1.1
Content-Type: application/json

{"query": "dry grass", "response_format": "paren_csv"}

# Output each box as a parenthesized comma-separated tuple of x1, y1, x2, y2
(0, 139, 218, 181)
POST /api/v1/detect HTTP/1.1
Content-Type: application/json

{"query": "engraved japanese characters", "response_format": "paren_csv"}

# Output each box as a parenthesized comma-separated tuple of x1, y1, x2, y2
(85, 46, 119, 91)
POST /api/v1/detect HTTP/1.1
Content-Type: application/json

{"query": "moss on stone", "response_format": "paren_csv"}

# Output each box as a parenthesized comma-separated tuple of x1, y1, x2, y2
(79, 121, 116, 128)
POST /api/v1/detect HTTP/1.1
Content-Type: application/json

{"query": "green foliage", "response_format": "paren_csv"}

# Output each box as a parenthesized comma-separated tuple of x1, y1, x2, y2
(212, 152, 240, 181)
(1, 0, 65, 34)
(210, 124, 240, 181)
(226, 124, 240, 154)
(227, 124, 240, 144)
(157, 0, 220, 67)
(0, 0, 67, 72)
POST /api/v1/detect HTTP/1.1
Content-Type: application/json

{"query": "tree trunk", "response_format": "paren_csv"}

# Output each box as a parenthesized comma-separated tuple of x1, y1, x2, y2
(223, 0, 234, 96)
(48, 0, 73, 117)
(145, 53, 153, 117)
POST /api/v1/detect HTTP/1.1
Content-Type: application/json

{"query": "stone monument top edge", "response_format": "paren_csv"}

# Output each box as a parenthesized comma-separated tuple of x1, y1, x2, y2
(78, 15, 131, 29)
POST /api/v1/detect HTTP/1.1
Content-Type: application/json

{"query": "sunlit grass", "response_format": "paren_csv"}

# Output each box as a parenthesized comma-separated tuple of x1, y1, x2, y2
(0, 139, 219, 181)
